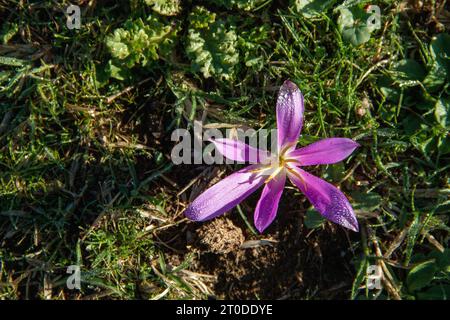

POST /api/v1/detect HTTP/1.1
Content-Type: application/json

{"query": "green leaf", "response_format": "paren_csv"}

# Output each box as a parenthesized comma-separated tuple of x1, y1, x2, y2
(407, 260, 438, 292)
(237, 24, 270, 71)
(429, 249, 450, 272)
(409, 253, 428, 265)
(393, 59, 426, 82)
(337, 8, 375, 46)
(430, 33, 450, 75)
(423, 62, 447, 92)
(298, 135, 321, 146)
(405, 213, 421, 265)
(351, 257, 368, 300)
(105, 15, 177, 79)
(304, 208, 325, 229)
(378, 75, 401, 102)
(439, 135, 450, 155)
(186, 7, 239, 81)
(294, 0, 335, 18)
(0, 56, 28, 67)
(350, 191, 382, 212)
(435, 97, 450, 129)
(144, 0, 181, 16)
(402, 114, 422, 135)
(0, 22, 19, 44)
(416, 285, 450, 300)
(324, 162, 345, 182)
(107, 61, 127, 81)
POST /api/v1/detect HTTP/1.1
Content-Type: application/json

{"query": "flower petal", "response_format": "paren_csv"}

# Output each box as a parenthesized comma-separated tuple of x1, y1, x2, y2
(288, 167, 358, 231)
(254, 171, 286, 233)
(287, 138, 359, 166)
(211, 138, 270, 164)
(276, 80, 304, 150)
(185, 165, 266, 221)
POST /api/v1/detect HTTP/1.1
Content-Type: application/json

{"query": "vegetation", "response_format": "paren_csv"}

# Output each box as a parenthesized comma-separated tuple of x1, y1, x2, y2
(0, 0, 448, 299)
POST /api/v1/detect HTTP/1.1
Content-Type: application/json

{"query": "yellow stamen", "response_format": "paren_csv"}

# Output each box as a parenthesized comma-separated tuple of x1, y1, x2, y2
(286, 166, 307, 191)
(282, 158, 301, 165)
(278, 142, 297, 157)
(264, 166, 283, 184)
(248, 142, 302, 186)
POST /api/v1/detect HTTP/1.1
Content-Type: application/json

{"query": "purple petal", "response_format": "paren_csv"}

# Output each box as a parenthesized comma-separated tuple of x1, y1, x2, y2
(185, 165, 266, 221)
(211, 138, 270, 164)
(254, 172, 286, 233)
(287, 138, 359, 166)
(288, 167, 359, 232)
(276, 80, 304, 150)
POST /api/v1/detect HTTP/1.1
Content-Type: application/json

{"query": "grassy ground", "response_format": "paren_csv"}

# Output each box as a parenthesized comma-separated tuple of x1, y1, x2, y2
(0, 0, 449, 300)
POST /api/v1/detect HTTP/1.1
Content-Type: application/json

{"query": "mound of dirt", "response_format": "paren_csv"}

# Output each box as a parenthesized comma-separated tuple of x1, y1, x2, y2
(196, 218, 245, 254)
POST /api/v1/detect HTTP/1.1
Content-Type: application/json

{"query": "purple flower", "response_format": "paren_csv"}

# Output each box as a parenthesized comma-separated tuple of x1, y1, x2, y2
(185, 80, 360, 233)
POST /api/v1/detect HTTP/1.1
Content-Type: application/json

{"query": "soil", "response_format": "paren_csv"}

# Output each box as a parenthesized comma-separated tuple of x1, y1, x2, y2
(159, 168, 361, 300)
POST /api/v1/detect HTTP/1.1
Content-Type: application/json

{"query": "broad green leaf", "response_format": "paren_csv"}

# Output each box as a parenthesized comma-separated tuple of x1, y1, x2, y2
(106, 61, 127, 81)
(435, 97, 450, 128)
(337, 8, 376, 46)
(304, 208, 325, 229)
(423, 62, 447, 92)
(409, 253, 428, 265)
(407, 260, 438, 292)
(393, 59, 426, 82)
(439, 135, 450, 155)
(350, 191, 382, 212)
(380, 59, 426, 104)
(430, 33, 450, 75)
(294, 0, 335, 18)
(378, 75, 401, 102)
(422, 135, 439, 156)
(416, 285, 450, 300)
(402, 114, 422, 135)
(429, 249, 450, 272)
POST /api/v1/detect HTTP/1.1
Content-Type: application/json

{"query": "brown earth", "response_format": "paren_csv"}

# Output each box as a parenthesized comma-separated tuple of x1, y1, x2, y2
(159, 165, 361, 299)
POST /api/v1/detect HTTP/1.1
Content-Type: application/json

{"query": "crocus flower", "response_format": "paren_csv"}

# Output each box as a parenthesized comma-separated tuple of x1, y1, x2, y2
(185, 80, 360, 233)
